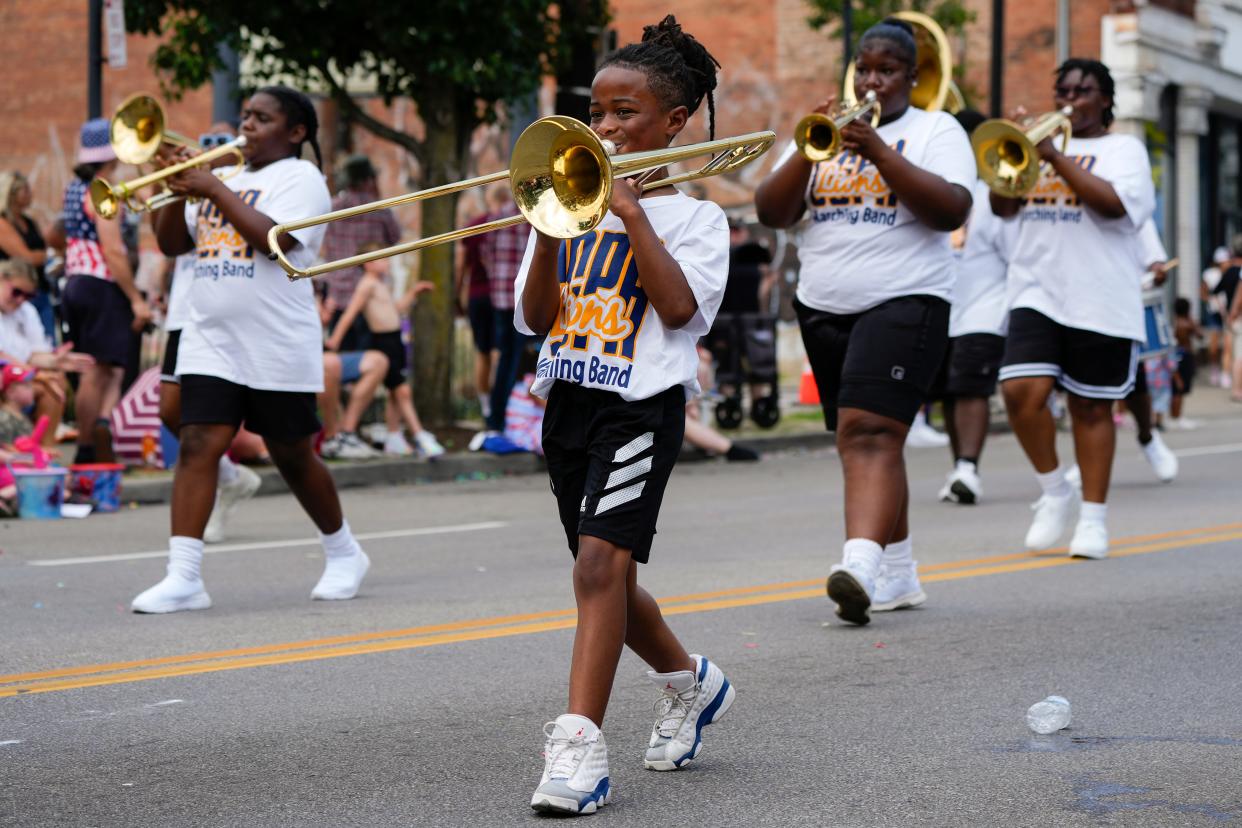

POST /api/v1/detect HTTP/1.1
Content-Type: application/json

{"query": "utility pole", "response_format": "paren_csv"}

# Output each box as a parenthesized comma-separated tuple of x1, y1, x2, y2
(990, 0, 1004, 117)
(88, 0, 104, 118)
(842, 0, 854, 81)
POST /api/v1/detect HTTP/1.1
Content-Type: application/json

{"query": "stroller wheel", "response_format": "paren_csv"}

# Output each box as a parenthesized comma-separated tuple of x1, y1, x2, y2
(715, 397, 744, 430)
(750, 395, 781, 429)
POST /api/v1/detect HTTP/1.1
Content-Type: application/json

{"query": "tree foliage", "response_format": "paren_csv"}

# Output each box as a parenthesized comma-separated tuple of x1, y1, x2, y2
(805, 0, 973, 48)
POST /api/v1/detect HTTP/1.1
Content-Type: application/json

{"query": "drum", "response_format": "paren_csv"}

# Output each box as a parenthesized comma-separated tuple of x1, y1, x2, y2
(1140, 290, 1173, 359)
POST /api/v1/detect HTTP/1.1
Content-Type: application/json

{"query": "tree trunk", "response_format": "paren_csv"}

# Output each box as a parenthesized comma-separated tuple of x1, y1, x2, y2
(410, 91, 462, 428)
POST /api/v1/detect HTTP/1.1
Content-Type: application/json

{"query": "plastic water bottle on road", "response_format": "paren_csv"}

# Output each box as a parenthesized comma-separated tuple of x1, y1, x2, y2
(1026, 695, 1072, 734)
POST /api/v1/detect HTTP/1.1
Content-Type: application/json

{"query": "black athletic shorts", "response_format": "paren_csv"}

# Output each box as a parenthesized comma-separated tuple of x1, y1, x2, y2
(467, 296, 494, 354)
(371, 330, 408, 390)
(931, 333, 1006, 400)
(1176, 349, 1195, 395)
(542, 382, 685, 564)
(794, 295, 950, 431)
(179, 374, 321, 444)
(160, 329, 182, 383)
(62, 274, 134, 366)
(999, 308, 1137, 400)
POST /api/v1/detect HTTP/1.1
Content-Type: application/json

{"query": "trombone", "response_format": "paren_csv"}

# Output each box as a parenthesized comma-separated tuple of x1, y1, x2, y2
(268, 116, 775, 281)
(90, 94, 247, 219)
(794, 91, 881, 162)
(971, 107, 1074, 198)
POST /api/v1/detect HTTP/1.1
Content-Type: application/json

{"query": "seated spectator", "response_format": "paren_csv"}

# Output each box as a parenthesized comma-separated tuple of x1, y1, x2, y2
(0, 260, 93, 446)
(0, 363, 36, 445)
(0, 171, 53, 340)
(685, 346, 759, 461)
(318, 349, 389, 460)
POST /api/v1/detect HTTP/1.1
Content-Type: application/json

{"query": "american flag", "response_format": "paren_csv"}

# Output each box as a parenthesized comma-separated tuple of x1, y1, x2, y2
(62, 178, 111, 279)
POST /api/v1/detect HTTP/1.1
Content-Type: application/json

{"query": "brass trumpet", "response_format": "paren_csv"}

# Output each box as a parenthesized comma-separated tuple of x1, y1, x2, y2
(794, 91, 881, 163)
(972, 107, 1074, 198)
(90, 94, 246, 219)
(267, 116, 775, 281)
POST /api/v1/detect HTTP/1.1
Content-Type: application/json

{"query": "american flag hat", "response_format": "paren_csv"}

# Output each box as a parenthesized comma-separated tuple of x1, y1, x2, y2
(78, 117, 116, 164)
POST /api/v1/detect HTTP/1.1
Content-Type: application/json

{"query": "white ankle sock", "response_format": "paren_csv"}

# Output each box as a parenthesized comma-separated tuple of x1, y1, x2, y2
(842, 538, 883, 570)
(1036, 467, 1072, 498)
(218, 455, 240, 486)
(478, 393, 491, 419)
(168, 536, 204, 581)
(1080, 501, 1107, 524)
(320, 520, 358, 559)
(882, 537, 913, 567)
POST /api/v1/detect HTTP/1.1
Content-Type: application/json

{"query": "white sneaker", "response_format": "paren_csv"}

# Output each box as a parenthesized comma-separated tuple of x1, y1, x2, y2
(873, 562, 927, 611)
(468, 430, 496, 452)
(203, 465, 262, 544)
(906, 414, 950, 448)
(827, 550, 878, 625)
(531, 716, 611, 815)
(644, 655, 735, 771)
(414, 430, 446, 459)
(320, 434, 343, 459)
(383, 431, 414, 456)
(332, 432, 380, 460)
(311, 549, 370, 600)
(1025, 490, 1078, 550)
(1069, 519, 1109, 559)
(1065, 464, 1082, 490)
(1170, 418, 1199, 431)
(131, 574, 212, 614)
(1141, 432, 1178, 482)
(939, 465, 982, 505)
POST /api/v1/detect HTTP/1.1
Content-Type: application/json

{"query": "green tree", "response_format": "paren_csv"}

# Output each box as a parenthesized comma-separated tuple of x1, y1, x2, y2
(126, 0, 607, 425)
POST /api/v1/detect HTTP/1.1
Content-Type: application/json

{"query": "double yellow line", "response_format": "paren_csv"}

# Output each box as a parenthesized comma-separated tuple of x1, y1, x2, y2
(4, 521, 1240, 699)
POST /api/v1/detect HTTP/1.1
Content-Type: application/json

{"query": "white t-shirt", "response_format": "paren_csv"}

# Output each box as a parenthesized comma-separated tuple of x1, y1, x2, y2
(164, 253, 197, 333)
(1005, 132, 1155, 341)
(950, 179, 1015, 337)
(0, 303, 50, 363)
(781, 107, 976, 314)
(514, 191, 728, 402)
(177, 158, 330, 392)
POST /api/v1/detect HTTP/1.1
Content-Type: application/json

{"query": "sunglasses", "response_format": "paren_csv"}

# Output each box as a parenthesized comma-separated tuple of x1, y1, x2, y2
(1054, 84, 1100, 100)
(8, 285, 34, 301)
(198, 133, 234, 149)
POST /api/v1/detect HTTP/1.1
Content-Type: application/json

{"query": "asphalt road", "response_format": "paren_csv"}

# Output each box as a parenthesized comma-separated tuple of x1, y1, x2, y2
(2, 408, 1242, 827)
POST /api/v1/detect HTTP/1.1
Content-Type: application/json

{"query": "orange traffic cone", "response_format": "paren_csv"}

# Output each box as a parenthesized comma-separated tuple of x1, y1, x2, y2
(798, 358, 819, 405)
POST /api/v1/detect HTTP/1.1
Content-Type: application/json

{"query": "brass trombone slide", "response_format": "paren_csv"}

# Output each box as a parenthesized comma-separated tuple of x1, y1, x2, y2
(794, 91, 881, 163)
(972, 107, 1074, 198)
(267, 115, 775, 281)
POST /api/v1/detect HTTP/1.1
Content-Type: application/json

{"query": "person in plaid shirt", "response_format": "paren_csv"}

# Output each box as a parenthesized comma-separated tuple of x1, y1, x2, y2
(318, 156, 400, 351)
(474, 184, 533, 445)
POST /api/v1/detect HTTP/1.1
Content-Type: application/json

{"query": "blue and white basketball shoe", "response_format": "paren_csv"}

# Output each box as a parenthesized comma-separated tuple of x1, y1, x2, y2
(643, 654, 735, 771)
(531, 714, 611, 815)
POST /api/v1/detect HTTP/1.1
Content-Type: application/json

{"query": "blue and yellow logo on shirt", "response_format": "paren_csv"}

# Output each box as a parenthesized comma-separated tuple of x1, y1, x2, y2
(194, 189, 261, 280)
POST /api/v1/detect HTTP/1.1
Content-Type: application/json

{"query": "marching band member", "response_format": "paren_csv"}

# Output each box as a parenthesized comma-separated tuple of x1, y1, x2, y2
(993, 59, 1156, 559)
(132, 86, 370, 613)
(518, 15, 735, 815)
(755, 18, 975, 624)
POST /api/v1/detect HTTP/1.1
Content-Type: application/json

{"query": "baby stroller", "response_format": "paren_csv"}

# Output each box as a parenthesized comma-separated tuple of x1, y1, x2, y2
(703, 312, 781, 429)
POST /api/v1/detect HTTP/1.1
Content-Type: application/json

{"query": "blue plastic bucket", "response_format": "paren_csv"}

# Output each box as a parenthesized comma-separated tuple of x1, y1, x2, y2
(14, 466, 67, 520)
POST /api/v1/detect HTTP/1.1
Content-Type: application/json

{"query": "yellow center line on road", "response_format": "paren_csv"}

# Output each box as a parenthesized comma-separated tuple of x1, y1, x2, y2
(3, 521, 1240, 699)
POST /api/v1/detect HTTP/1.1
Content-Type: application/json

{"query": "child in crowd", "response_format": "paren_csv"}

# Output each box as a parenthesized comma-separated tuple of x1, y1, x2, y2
(324, 244, 444, 458)
(1171, 296, 1199, 429)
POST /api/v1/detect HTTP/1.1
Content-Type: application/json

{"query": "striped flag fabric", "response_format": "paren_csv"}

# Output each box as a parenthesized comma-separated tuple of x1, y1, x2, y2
(110, 366, 166, 468)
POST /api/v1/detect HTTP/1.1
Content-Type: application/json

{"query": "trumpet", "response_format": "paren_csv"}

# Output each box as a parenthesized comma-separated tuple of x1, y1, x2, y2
(90, 94, 247, 219)
(268, 116, 775, 281)
(971, 107, 1074, 198)
(794, 91, 881, 163)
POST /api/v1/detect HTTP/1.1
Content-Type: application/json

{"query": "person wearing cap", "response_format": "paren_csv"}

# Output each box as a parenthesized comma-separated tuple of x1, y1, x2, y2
(318, 155, 400, 351)
(0, 362, 38, 446)
(59, 118, 153, 464)
(1200, 245, 1231, 387)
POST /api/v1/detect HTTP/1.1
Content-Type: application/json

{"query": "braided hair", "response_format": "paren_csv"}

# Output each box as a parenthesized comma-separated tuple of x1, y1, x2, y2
(1055, 59, 1116, 127)
(600, 15, 721, 140)
(255, 85, 323, 168)
(858, 18, 918, 73)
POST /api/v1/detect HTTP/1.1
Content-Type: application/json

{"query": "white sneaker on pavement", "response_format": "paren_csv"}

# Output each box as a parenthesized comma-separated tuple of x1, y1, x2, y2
(939, 464, 982, 504)
(906, 413, 950, 448)
(1069, 518, 1109, 559)
(530, 715, 611, 815)
(644, 655, 735, 771)
(1025, 490, 1078, 550)
(468, 430, 496, 452)
(873, 562, 927, 611)
(203, 465, 262, 544)
(1141, 432, 1178, 482)
(414, 429, 446, 459)
(311, 549, 370, 600)
(331, 432, 380, 460)
(827, 546, 879, 625)
(383, 431, 414, 456)
(1170, 417, 1199, 431)
(131, 574, 211, 614)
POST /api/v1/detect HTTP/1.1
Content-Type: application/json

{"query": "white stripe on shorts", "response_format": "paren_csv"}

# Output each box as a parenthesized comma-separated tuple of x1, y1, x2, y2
(998, 362, 1062, 382)
(613, 431, 654, 463)
(595, 480, 647, 516)
(1060, 343, 1138, 399)
(605, 456, 652, 491)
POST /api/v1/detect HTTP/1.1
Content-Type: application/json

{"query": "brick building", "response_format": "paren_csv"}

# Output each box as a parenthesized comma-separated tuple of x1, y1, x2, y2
(2, 0, 1239, 308)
